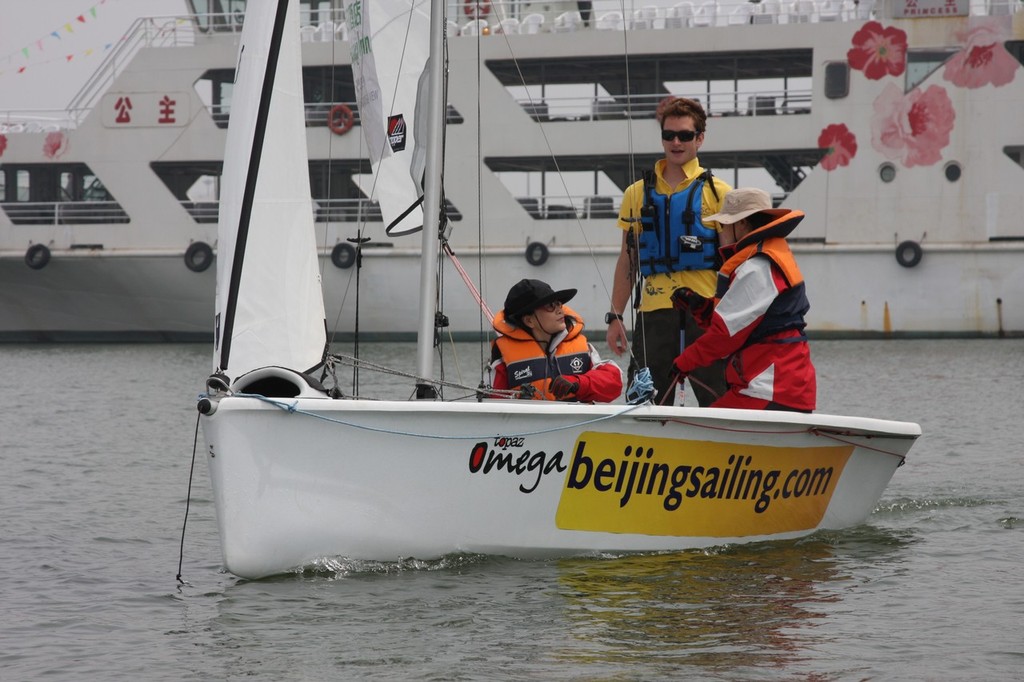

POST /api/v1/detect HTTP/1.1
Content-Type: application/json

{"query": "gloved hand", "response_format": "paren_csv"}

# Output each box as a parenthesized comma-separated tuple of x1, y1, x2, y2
(669, 355, 688, 388)
(550, 375, 580, 400)
(671, 287, 713, 327)
(658, 357, 688, 406)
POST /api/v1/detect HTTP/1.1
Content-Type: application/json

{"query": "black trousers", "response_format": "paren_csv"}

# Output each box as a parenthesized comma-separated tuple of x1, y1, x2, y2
(628, 308, 728, 407)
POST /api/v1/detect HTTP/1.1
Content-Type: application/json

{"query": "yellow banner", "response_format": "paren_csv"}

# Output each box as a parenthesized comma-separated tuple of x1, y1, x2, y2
(555, 432, 853, 537)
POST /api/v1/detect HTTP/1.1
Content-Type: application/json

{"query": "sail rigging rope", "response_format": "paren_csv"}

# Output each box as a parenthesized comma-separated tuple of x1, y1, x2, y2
(227, 391, 647, 440)
(175, 411, 202, 585)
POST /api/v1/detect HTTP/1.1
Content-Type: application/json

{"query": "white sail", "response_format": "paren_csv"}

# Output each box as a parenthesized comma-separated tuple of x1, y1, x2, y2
(348, 0, 431, 234)
(214, 0, 326, 379)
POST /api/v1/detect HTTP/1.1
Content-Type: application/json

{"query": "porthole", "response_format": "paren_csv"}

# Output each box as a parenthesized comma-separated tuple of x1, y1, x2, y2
(944, 162, 962, 182)
(879, 163, 896, 183)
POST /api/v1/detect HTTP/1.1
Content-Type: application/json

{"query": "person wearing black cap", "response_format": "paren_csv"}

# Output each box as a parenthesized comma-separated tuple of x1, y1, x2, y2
(488, 279, 623, 402)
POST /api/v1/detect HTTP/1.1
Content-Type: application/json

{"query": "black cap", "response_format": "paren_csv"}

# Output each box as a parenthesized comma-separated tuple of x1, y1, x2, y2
(503, 279, 577, 320)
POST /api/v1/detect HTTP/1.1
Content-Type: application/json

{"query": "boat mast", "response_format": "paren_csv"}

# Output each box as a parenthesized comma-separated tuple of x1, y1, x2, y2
(413, 0, 446, 400)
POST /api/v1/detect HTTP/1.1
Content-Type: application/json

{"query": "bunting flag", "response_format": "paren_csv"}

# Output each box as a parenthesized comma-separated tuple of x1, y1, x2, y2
(0, 0, 138, 79)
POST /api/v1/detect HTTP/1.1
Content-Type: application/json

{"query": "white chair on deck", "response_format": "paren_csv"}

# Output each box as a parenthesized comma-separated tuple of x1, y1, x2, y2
(596, 10, 625, 29)
(817, 0, 841, 21)
(728, 3, 753, 23)
(691, 1, 716, 26)
(553, 11, 583, 32)
(751, 0, 779, 22)
(665, 2, 694, 27)
(853, 0, 875, 18)
(632, 6, 659, 29)
(494, 17, 520, 34)
(299, 25, 317, 42)
(316, 21, 336, 41)
(793, 0, 815, 22)
(461, 19, 488, 36)
(519, 13, 545, 34)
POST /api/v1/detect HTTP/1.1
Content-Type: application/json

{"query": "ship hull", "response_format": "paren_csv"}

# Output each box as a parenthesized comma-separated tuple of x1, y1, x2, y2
(2, 244, 1020, 339)
(3, 6, 1022, 340)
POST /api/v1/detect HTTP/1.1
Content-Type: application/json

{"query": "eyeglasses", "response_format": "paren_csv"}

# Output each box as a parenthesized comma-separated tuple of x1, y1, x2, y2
(661, 129, 700, 142)
(535, 301, 562, 313)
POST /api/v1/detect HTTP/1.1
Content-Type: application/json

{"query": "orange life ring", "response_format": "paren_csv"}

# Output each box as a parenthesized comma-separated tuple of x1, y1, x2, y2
(328, 104, 354, 135)
(464, 0, 491, 17)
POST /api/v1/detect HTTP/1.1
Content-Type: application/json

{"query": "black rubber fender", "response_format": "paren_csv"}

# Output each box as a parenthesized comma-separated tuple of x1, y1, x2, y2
(525, 241, 549, 267)
(895, 240, 922, 268)
(184, 241, 214, 273)
(25, 244, 51, 270)
(331, 242, 357, 269)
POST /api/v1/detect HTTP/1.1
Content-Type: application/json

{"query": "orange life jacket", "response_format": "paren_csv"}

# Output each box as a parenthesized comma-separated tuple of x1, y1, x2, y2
(716, 210, 809, 344)
(491, 306, 592, 400)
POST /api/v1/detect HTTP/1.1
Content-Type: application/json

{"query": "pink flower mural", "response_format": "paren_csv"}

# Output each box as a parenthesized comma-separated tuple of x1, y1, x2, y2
(871, 83, 955, 168)
(847, 21, 908, 80)
(943, 18, 1018, 89)
(0, 133, 7, 158)
(818, 123, 857, 171)
(43, 131, 68, 159)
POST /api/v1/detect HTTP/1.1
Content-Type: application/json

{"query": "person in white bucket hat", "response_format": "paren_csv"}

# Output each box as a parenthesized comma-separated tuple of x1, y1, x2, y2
(668, 188, 817, 412)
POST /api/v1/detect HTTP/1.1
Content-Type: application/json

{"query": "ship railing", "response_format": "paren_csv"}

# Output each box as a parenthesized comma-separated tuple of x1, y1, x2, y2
(65, 15, 201, 126)
(1, 201, 130, 225)
(0, 115, 76, 133)
(455, 0, 1017, 33)
(516, 195, 622, 219)
(174, 196, 617, 225)
(515, 88, 811, 122)
(210, 101, 465, 129)
(314, 199, 384, 223)
(175, 198, 386, 224)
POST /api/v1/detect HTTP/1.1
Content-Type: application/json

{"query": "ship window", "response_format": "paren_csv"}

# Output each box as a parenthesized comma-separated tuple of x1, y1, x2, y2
(944, 162, 962, 183)
(824, 62, 849, 99)
(1006, 41, 1024, 68)
(59, 172, 75, 201)
(0, 164, 127, 224)
(879, 163, 896, 183)
(906, 49, 957, 91)
(16, 170, 30, 201)
(1005, 146, 1024, 169)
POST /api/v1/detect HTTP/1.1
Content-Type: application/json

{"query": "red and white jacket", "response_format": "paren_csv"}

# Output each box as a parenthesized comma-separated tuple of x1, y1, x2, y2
(675, 210, 816, 412)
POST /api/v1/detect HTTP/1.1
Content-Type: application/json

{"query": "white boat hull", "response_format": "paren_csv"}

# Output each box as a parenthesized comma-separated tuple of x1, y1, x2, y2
(202, 394, 918, 579)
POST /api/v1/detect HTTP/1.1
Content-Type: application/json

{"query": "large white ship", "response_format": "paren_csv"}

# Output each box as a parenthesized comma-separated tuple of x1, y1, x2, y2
(1, 0, 1021, 341)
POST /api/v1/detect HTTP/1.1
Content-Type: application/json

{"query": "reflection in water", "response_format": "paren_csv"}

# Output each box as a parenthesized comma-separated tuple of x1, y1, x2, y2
(199, 530, 913, 678)
(554, 530, 911, 674)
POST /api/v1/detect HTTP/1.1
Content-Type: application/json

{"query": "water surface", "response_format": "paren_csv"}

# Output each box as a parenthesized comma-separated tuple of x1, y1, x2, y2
(1, 340, 1021, 679)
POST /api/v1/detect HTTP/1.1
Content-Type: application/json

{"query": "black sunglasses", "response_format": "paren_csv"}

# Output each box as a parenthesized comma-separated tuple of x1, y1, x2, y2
(661, 129, 700, 142)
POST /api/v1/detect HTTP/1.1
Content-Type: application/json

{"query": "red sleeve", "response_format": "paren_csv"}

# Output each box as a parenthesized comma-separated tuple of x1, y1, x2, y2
(492, 362, 509, 390)
(677, 257, 783, 373)
(575, 361, 623, 403)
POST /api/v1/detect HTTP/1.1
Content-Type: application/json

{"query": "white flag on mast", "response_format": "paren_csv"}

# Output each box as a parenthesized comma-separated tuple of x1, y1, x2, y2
(347, 0, 431, 234)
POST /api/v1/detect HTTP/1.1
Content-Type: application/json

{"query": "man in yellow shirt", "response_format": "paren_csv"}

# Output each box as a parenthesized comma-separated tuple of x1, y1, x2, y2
(605, 97, 731, 406)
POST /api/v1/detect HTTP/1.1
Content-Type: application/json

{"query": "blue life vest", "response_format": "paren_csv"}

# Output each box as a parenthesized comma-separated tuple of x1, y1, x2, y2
(636, 169, 719, 276)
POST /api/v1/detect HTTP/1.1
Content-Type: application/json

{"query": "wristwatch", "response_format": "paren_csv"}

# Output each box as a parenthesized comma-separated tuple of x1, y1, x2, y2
(605, 312, 624, 324)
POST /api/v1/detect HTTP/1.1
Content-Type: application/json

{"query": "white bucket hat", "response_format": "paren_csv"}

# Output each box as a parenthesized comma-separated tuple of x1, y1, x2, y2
(705, 187, 789, 225)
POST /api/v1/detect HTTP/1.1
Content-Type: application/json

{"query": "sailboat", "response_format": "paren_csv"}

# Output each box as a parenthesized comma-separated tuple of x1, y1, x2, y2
(199, 0, 921, 580)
